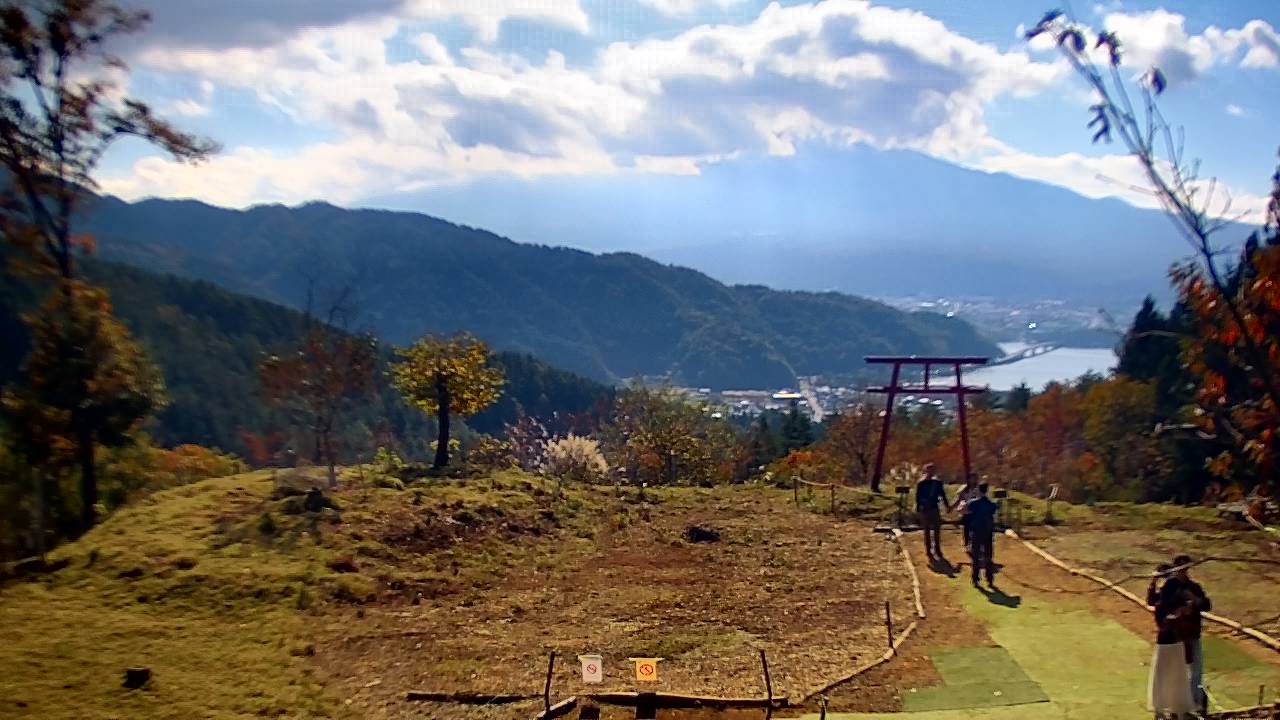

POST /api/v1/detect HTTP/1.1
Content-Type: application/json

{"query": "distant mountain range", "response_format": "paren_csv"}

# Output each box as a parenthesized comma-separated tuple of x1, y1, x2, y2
(78, 194, 998, 389)
(365, 144, 1254, 310)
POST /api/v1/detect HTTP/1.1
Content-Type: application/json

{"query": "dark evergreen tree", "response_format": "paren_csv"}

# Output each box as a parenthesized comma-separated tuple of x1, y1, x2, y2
(747, 413, 781, 469)
(1004, 383, 1032, 412)
(780, 400, 813, 453)
(1116, 296, 1189, 415)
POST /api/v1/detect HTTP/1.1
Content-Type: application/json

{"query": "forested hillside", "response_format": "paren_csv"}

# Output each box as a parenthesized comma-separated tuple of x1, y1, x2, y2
(0, 257, 612, 459)
(80, 196, 999, 388)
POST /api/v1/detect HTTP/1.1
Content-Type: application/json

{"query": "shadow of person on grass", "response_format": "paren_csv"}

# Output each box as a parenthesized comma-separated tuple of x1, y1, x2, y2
(977, 584, 1022, 608)
(928, 556, 958, 577)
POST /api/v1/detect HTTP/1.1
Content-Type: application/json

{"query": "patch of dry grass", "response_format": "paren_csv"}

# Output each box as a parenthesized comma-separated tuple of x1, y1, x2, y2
(0, 469, 914, 720)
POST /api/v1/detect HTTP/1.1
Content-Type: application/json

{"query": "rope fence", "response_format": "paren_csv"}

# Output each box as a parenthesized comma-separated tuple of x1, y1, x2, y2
(1006, 529, 1280, 655)
(799, 528, 925, 703)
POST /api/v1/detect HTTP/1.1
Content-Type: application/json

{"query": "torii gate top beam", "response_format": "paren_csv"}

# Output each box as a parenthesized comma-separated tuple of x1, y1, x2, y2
(864, 356, 989, 365)
(863, 355, 990, 493)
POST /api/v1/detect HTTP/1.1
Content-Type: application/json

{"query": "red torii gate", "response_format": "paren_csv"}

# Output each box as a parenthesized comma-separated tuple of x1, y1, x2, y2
(864, 355, 989, 493)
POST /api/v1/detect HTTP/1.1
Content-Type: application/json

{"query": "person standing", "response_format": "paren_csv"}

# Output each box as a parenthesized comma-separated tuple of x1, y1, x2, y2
(1170, 554, 1212, 716)
(966, 483, 999, 587)
(1148, 579, 1196, 719)
(950, 473, 982, 555)
(915, 463, 949, 558)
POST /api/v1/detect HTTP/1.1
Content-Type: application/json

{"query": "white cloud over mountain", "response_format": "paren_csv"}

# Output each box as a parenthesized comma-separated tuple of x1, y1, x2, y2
(99, 1, 1273, 220)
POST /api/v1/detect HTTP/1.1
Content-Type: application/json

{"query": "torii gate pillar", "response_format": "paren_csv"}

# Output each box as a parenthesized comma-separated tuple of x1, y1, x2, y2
(864, 356, 989, 493)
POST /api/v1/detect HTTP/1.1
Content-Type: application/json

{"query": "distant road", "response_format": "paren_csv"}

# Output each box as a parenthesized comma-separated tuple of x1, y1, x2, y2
(798, 378, 825, 424)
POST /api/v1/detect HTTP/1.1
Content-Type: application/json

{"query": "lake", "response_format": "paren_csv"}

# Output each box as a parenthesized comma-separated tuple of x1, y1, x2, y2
(959, 342, 1118, 391)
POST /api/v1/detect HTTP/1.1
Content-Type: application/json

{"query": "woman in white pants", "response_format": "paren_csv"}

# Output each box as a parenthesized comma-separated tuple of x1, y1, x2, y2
(1149, 574, 1195, 719)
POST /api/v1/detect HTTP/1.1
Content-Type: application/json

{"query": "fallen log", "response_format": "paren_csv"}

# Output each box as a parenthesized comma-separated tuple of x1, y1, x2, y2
(406, 691, 538, 704)
(533, 696, 578, 720)
(581, 691, 788, 709)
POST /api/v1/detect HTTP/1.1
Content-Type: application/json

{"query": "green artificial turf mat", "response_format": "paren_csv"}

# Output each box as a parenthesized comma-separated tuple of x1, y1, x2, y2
(800, 552, 1280, 720)
(903, 680, 1049, 712)
(901, 646, 1049, 712)
(931, 646, 1036, 687)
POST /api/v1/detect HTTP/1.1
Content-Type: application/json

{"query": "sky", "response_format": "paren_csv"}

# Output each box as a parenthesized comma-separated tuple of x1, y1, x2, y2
(94, 0, 1280, 223)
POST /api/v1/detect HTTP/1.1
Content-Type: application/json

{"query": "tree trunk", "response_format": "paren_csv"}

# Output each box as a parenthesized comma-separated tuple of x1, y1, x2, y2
(323, 430, 337, 489)
(31, 468, 46, 561)
(434, 373, 451, 469)
(76, 426, 97, 534)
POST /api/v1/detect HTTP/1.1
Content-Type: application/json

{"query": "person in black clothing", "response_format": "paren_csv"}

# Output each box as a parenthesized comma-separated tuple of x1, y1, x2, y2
(966, 483, 999, 587)
(1146, 555, 1212, 716)
(915, 463, 949, 558)
(1172, 550, 1213, 707)
(1148, 578, 1196, 718)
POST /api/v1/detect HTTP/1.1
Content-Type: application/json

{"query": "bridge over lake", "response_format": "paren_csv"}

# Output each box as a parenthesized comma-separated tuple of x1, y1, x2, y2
(985, 342, 1061, 367)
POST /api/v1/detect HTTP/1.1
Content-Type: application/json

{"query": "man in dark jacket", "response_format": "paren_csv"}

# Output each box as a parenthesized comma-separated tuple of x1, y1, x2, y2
(1154, 554, 1212, 715)
(914, 464, 949, 558)
(966, 483, 999, 587)
(1157, 550, 1213, 707)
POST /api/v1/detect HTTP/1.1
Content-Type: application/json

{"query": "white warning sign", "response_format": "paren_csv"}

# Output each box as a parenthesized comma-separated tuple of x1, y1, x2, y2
(579, 654, 603, 684)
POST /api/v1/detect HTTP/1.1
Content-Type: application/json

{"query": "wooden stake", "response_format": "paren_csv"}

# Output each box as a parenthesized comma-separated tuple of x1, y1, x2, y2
(760, 650, 773, 705)
(885, 601, 894, 654)
(793, 476, 799, 504)
(830, 484, 836, 515)
(544, 652, 556, 715)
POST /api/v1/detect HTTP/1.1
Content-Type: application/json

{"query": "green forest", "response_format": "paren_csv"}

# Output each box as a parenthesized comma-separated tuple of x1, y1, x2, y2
(80, 196, 998, 388)
(0, 255, 612, 461)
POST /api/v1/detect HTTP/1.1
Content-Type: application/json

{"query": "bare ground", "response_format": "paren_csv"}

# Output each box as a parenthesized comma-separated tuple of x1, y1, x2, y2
(313, 486, 913, 720)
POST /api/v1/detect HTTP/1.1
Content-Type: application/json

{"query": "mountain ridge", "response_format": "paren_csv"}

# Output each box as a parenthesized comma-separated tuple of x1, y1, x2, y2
(78, 192, 999, 389)
(361, 143, 1252, 308)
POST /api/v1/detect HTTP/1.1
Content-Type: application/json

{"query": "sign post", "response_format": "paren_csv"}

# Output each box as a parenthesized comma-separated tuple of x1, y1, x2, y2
(579, 655, 603, 684)
(631, 657, 661, 683)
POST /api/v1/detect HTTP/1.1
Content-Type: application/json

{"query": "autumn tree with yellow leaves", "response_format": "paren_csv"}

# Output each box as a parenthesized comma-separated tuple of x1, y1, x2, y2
(391, 333, 505, 469)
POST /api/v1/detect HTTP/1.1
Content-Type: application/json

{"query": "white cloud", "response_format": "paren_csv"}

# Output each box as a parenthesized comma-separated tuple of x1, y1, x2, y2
(404, 0, 590, 43)
(166, 79, 215, 117)
(1226, 103, 1245, 117)
(104, 0, 1065, 206)
(100, 137, 617, 208)
(1098, 11, 1280, 85)
(169, 99, 210, 117)
(637, 0, 747, 15)
(126, 0, 588, 50)
(972, 146, 1267, 223)
(1239, 20, 1280, 69)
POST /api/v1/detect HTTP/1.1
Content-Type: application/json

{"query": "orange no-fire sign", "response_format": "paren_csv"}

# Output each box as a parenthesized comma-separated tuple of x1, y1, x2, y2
(631, 657, 661, 682)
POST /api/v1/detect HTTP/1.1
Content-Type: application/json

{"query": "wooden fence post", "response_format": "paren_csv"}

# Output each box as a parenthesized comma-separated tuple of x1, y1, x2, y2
(885, 601, 894, 655)
(543, 652, 556, 715)
(760, 649, 774, 719)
